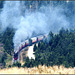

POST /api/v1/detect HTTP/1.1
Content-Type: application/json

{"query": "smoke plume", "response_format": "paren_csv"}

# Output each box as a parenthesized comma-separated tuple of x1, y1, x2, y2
(0, 1, 74, 52)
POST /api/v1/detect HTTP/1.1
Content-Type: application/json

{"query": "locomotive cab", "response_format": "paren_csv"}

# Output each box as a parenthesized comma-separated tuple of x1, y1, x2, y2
(14, 52, 18, 60)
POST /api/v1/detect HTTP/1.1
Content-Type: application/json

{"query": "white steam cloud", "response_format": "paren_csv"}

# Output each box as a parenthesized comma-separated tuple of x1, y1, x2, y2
(27, 46, 35, 60)
(0, 1, 72, 52)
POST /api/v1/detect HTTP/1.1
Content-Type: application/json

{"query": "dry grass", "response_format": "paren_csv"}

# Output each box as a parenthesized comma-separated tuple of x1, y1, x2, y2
(0, 65, 75, 74)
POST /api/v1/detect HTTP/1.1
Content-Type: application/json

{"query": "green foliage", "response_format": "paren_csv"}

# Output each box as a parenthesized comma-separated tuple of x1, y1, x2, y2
(0, 28, 14, 68)
(12, 62, 21, 68)
(1, 28, 14, 55)
(33, 44, 37, 52)
(8, 65, 11, 68)
(22, 57, 35, 68)
(24, 28, 75, 68)
(0, 52, 7, 67)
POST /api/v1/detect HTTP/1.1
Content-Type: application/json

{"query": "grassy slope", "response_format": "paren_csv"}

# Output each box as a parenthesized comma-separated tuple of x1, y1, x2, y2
(0, 65, 75, 74)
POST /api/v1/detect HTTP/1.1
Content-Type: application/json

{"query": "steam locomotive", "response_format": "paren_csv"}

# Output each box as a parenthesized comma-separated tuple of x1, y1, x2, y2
(14, 34, 47, 61)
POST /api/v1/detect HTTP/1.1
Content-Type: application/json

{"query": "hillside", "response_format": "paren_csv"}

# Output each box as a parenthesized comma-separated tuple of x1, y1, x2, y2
(0, 28, 75, 69)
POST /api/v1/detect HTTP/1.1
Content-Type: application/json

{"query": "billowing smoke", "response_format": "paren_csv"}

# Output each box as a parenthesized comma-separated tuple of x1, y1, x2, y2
(0, 1, 21, 32)
(0, 1, 74, 52)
